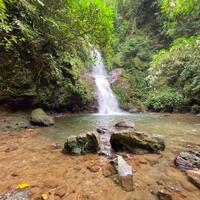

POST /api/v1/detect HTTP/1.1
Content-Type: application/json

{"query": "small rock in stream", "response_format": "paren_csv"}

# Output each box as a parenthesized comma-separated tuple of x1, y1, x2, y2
(87, 165, 101, 173)
(4, 146, 17, 153)
(0, 190, 30, 200)
(51, 143, 62, 149)
(112, 155, 134, 192)
(96, 127, 110, 134)
(114, 120, 135, 129)
(186, 170, 200, 189)
(157, 190, 172, 200)
(175, 151, 200, 170)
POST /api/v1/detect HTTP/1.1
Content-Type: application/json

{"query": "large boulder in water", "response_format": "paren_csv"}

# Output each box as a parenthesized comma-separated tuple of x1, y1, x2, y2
(114, 120, 135, 129)
(63, 131, 100, 155)
(110, 130, 165, 154)
(175, 151, 200, 170)
(30, 108, 54, 126)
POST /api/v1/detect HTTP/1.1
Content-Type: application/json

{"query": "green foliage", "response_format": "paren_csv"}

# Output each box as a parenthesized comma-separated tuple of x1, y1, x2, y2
(112, 70, 145, 111)
(1, 0, 200, 113)
(0, 0, 114, 111)
(146, 87, 184, 112)
(111, 0, 161, 110)
(113, 34, 153, 103)
(161, 0, 200, 19)
(112, 0, 200, 112)
(114, 35, 152, 67)
(149, 35, 200, 109)
(160, 0, 200, 37)
(0, 0, 12, 32)
(0, 0, 8, 19)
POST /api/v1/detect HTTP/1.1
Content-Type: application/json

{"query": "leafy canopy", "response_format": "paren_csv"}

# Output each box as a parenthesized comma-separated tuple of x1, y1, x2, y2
(0, 0, 114, 110)
(161, 0, 200, 18)
(148, 35, 200, 106)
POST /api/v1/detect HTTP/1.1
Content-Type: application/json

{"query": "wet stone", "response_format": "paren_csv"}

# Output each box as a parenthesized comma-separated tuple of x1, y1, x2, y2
(87, 165, 101, 173)
(96, 127, 110, 134)
(112, 155, 134, 192)
(30, 108, 54, 126)
(0, 190, 29, 200)
(186, 170, 200, 189)
(4, 146, 17, 153)
(110, 130, 165, 154)
(157, 190, 172, 200)
(114, 120, 135, 129)
(98, 131, 112, 158)
(175, 151, 200, 170)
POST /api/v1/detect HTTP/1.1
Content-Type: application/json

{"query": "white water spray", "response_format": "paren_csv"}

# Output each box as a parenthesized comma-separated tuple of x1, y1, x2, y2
(91, 49, 122, 115)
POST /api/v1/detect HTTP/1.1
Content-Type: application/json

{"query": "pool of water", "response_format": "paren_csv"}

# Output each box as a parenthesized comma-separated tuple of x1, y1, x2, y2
(2, 112, 198, 199)
(38, 113, 200, 153)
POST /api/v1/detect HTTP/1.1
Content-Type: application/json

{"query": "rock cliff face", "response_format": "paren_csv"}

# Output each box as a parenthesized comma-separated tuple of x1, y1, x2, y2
(108, 68, 145, 112)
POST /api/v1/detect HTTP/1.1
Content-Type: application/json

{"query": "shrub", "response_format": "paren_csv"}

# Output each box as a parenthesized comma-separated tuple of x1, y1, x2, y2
(146, 87, 184, 112)
(148, 36, 200, 109)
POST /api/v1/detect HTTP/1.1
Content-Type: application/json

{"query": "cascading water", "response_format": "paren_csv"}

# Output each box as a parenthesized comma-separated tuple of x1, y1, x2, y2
(91, 49, 122, 115)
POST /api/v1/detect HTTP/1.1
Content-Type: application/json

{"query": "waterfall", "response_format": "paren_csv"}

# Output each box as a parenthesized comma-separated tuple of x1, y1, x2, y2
(91, 49, 122, 115)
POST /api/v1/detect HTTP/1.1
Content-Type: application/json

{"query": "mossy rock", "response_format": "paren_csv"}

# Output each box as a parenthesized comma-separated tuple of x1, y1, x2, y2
(63, 131, 100, 155)
(110, 130, 165, 154)
(30, 108, 54, 126)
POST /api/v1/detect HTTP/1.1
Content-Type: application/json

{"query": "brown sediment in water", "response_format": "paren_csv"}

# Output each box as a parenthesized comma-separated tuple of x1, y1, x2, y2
(0, 127, 200, 200)
(0, 110, 200, 199)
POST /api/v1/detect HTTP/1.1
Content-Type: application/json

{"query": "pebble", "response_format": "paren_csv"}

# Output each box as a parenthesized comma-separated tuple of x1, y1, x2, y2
(87, 165, 101, 173)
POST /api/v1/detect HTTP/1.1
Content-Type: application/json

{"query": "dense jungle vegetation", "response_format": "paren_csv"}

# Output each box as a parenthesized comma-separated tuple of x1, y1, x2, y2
(111, 0, 200, 113)
(0, 0, 113, 112)
(0, 0, 200, 113)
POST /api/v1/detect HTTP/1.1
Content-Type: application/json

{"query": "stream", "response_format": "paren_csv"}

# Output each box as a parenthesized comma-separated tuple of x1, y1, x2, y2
(33, 113, 200, 199)
(0, 112, 200, 199)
